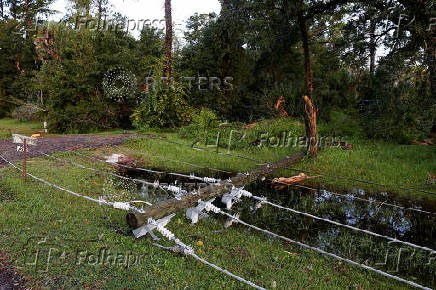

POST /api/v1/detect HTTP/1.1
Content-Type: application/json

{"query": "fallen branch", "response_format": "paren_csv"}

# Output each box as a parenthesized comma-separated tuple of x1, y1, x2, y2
(272, 173, 320, 189)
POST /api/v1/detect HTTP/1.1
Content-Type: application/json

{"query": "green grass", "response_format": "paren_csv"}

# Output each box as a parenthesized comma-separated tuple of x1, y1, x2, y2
(0, 117, 435, 288)
(0, 156, 409, 289)
(125, 118, 436, 197)
(0, 118, 45, 139)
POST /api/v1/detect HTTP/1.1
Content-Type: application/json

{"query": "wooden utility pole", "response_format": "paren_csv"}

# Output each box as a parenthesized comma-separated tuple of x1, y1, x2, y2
(127, 151, 306, 228)
(126, 96, 318, 229)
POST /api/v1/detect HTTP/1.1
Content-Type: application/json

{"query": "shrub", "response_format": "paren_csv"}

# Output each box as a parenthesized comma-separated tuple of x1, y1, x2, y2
(11, 104, 42, 122)
(319, 110, 363, 138)
(131, 89, 194, 129)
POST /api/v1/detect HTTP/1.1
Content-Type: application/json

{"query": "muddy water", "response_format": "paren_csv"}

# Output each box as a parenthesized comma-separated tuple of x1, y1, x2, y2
(120, 169, 436, 288)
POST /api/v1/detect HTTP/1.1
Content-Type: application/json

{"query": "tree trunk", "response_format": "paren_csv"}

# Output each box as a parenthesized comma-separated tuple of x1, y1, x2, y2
(303, 95, 318, 157)
(126, 96, 317, 229)
(369, 9, 376, 75)
(11, 0, 17, 19)
(97, 0, 103, 30)
(0, 0, 4, 20)
(164, 0, 173, 79)
(297, 1, 313, 96)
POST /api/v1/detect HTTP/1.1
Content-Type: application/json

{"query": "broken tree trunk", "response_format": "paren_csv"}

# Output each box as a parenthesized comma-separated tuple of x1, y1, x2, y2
(126, 96, 317, 229)
(303, 95, 318, 157)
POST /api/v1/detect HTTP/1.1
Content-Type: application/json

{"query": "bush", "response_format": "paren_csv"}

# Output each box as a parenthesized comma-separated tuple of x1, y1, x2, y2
(319, 110, 363, 138)
(11, 104, 42, 121)
(190, 108, 220, 129)
(178, 108, 221, 141)
(131, 89, 194, 129)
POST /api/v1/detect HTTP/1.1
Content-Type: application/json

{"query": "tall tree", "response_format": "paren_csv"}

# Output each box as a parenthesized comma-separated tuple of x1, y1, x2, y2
(292, 0, 349, 96)
(163, 0, 172, 79)
(297, 0, 313, 95)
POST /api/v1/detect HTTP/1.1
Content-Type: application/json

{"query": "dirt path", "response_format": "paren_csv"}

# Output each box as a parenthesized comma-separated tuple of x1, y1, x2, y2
(0, 134, 137, 168)
(0, 252, 26, 290)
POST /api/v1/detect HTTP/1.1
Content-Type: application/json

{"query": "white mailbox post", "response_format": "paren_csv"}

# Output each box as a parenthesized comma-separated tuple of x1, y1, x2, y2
(12, 134, 38, 182)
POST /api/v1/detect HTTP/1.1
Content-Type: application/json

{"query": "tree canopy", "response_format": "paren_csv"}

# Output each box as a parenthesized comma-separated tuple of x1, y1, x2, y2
(0, 0, 434, 141)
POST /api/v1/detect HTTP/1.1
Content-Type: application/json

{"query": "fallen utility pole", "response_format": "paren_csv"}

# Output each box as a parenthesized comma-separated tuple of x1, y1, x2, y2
(126, 96, 317, 229)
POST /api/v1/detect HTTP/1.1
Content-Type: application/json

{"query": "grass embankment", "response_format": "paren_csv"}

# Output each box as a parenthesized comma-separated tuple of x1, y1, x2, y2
(0, 118, 44, 139)
(0, 117, 434, 288)
(129, 118, 436, 197)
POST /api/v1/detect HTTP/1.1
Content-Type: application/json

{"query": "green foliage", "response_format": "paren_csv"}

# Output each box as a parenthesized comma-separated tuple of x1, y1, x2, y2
(0, 20, 37, 106)
(131, 89, 194, 129)
(34, 24, 165, 133)
(319, 110, 363, 138)
(190, 107, 220, 129)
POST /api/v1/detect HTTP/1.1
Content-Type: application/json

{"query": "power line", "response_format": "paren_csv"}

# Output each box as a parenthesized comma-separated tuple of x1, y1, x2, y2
(0, 154, 146, 213)
(151, 221, 266, 290)
(68, 149, 223, 184)
(38, 151, 189, 199)
(285, 167, 436, 196)
(213, 188, 435, 253)
(195, 199, 432, 290)
(35, 141, 223, 184)
(144, 135, 436, 195)
(246, 193, 435, 253)
(270, 180, 436, 216)
(107, 144, 234, 175)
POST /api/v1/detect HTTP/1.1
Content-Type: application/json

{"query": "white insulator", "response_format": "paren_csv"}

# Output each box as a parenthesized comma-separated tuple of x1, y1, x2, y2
(98, 197, 106, 206)
(239, 189, 252, 197)
(157, 225, 175, 240)
(224, 213, 239, 228)
(254, 197, 267, 209)
(221, 194, 234, 210)
(183, 245, 194, 255)
(205, 202, 220, 214)
(153, 180, 160, 188)
(167, 185, 181, 193)
(203, 177, 221, 183)
(186, 207, 200, 224)
(113, 202, 130, 210)
(231, 214, 240, 223)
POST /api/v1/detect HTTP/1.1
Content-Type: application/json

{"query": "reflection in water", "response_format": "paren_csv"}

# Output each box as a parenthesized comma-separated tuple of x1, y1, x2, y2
(240, 181, 436, 287)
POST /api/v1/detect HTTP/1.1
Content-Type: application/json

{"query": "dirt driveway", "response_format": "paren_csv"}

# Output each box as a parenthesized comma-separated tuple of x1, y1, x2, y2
(0, 134, 138, 168)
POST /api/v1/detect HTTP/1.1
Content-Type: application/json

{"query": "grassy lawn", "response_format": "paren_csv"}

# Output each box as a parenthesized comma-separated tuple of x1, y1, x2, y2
(0, 118, 45, 139)
(0, 117, 435, 288)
